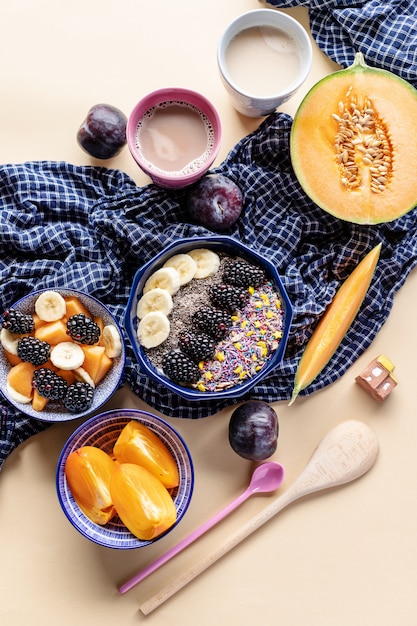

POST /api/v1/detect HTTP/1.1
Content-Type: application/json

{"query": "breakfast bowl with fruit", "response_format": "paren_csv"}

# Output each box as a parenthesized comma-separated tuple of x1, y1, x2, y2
(56, 408, 194, 549)
(0, 288, 126, 422)
(124, 236, 293, 401)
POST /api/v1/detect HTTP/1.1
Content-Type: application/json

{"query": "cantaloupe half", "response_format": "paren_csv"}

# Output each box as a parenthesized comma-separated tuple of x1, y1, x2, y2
(290, 53, 417, 224)
(289, 243, 381, 404)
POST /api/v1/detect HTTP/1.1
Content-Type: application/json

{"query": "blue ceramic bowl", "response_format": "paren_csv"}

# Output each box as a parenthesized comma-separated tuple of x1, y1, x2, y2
(56, 409, 194, 549)
(124, 236, 293, 401)
(0, 288, 126, 422)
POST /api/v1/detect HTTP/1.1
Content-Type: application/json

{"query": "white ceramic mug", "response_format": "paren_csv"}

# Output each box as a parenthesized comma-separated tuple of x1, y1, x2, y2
(217, 9, 313, 117)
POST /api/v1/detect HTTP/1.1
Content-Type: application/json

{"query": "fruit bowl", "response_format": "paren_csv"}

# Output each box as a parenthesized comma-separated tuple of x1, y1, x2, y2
(0, 288, 126, 422)
(56, 409, 194, 549)
(124, 236, 293, 401)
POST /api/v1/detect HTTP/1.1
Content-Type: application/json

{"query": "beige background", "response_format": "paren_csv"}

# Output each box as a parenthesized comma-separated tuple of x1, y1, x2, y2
(1, 1, 416, 625)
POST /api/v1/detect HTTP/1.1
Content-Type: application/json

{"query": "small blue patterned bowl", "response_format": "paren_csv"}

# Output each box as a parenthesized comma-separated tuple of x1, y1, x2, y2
(56, 409, 194, 549)
(0, 288, 125, 422)
(124, 235, 293, 401)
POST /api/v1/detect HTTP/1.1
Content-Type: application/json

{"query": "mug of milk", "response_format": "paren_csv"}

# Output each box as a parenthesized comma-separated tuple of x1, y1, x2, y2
(217, 9, 313, 117)
(127, 88, 222, 189)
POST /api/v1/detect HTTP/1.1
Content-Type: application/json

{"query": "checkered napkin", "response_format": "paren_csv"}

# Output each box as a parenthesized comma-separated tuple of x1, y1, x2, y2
(267, 0, 417, 85)
(1, 111, 417, 468)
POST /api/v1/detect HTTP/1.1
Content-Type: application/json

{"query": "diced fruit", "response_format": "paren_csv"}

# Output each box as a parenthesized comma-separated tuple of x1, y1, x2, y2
(64, 296, 92, 320)
(4, 349, 22, 366)
(6, 381, 32, 404)
(65, 446, 117, 525)
(56, 369, 76, 386)
(50, 342, 85, 370)
(94, 352, 113, 385)
(66, 314, 101, 345)
(6, 361, 37, 399)
(32, 390, 50, 412)
(63, 381, 94, 413)
(110, 463, 177, 540)
(35, 290, 66, 322)
(113, 420, 179, 489)
(35, 319, 70, 345)
(80, 345, 105, 382)
(32, 313, 47, 330)
(1, 290, 119, 414)
(101, 324, 122, 358)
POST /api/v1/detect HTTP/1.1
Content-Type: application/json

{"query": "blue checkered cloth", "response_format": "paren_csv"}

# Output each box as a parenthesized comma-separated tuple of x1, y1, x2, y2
(1, 111, 417, 468)
(268, 0, 417, 85)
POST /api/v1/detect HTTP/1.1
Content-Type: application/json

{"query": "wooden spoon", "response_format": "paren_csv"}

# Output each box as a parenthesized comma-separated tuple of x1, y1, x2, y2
(139, 419, 379, 615)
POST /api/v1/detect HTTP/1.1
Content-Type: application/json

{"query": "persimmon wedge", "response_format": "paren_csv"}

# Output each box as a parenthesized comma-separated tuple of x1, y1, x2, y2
(289, 243, 382, 405)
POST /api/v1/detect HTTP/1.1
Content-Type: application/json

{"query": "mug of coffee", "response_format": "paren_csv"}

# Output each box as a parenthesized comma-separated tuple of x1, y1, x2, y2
(127, 88, 222, 189)
(217, 9, 313, 117)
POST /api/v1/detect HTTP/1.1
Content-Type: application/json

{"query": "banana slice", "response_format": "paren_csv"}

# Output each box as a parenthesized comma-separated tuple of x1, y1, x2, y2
(6, 381, 32, 404)
(137, 288, 173, 319)
(0, 328, 20, 355)
(50, 341, 85, 370)
(137, 311, 170, 349)
(102, 324, 123, 358)
(35, 290, 66, 322)
(163, 253, 197, 286)
(143, 267, 181, 296)
(74, 367, 95, 388)
(187, 248, 220, 279)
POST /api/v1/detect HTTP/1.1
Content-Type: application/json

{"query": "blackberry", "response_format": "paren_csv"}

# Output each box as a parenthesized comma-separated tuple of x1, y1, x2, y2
(192, 306, 232, 340)
(17, 336, 50, 366)
(66, 314, 100, 345)
(1, 308, 34, 334)
(63, 381, 95, 413)
(222, 260, 265, 289)
(162, 350, 200, 384)
(178, 331, 216, 363)
(32, 367, 68, 400)
(209, 283, 249, 313)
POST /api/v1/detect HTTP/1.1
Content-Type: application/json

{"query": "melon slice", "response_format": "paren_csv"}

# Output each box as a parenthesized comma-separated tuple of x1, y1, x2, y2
(4, 350, 22, 366)
(32, 390, 49, 412)
(7, 361, 36, 399)
(290, 52, 417, 224)
(81, 345, 106, 382)
(64, 296, 92, 319)
(35, 319, 70, 345)
(94, 352, 113, 385)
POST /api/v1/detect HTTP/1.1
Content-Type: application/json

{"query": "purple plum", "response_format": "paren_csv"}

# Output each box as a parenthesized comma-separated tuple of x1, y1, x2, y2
(186, 174, 243, 231)
(77, 103, 127, 159)
(229, 401, 279, 461)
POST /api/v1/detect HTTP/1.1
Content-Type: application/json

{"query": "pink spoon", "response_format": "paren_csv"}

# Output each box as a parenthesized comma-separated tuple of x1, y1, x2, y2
(118, 460, 285, 593)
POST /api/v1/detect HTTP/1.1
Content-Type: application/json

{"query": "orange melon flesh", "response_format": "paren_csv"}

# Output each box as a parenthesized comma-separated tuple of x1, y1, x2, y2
(32, 390, 49, 412)
(290, 53, 417, 224)
(35, 319, 69, 345)
(4, 350, 22, 366)
(7, 361, 37, 398)
(64, 296, 92, 319)
(94, 353, 113, 384)
(289, 243, 381, 404)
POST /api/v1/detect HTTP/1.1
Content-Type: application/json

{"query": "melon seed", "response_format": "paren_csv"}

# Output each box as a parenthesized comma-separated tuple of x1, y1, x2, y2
(333, 89, 393, 193)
